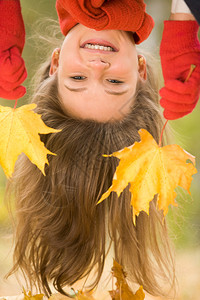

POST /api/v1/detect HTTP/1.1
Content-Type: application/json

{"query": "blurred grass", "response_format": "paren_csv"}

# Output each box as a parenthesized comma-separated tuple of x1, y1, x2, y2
(166, 101, 200, 249)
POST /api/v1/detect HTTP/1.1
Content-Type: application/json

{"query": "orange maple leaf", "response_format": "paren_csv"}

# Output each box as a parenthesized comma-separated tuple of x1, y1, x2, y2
(0, 103, 61, 177)
(23, 288, 44, 300)
(76, 291, 95, 300)
(98, 129, 197, 224)
(109, 260, 145, 299)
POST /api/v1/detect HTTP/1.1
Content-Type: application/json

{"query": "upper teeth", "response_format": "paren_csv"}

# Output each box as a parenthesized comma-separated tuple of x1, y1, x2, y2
(84, 43, 114, 51)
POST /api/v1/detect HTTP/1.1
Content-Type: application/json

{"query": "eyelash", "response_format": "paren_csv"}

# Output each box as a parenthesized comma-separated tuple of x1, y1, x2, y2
(70, 76, 86, 80)
(107, 79, 124, 84)
(70, 76, 124, 84)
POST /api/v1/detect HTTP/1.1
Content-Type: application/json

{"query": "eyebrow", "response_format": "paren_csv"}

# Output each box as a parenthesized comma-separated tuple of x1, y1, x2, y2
(64, 85, 128, 96)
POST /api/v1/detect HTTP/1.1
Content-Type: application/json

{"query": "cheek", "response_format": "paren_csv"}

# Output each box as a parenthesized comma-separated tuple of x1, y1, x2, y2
(113, 55, 138, 79)
(125, 56, 138, 74)
(59, 43, 81, 75)
(122, 46, 138, 72)
(59, 53, 75, 75)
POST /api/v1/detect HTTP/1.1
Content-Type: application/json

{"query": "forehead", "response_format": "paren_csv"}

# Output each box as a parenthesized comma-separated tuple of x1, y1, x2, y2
(58, 83, 136, 122)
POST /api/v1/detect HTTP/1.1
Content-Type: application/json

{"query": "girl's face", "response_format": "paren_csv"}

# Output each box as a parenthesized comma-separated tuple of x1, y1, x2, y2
(50, 24, 146, 122)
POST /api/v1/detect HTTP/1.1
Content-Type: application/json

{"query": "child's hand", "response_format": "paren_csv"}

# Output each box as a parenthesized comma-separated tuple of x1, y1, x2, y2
(0, 86, 26, 101)
(0, 47, 27, 99)
(159, 76, 200, 120)
(0, 0, 27, 100)
(159, 20, 200, 120)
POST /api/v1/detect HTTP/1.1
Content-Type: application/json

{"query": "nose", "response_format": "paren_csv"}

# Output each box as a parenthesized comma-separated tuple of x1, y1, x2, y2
(86, 59, 110, 78)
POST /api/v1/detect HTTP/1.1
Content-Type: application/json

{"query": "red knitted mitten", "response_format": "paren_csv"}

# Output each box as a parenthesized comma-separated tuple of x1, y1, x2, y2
(159, 20, 200, 120)
(0, 0, 27, 100)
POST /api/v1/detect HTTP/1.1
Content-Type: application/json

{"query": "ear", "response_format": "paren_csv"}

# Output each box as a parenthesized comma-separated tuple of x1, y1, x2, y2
(138, 55, 147, 81)
(49, 48, 60, 76)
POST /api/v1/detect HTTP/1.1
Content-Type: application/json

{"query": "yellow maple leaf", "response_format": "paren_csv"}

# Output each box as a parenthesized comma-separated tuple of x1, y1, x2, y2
(23, 288, 44, 300)
(0, 103, 61, 177)
(98, 129, 197, 224)
(109, 260, 145, 299)
(134, 287, 145, 300)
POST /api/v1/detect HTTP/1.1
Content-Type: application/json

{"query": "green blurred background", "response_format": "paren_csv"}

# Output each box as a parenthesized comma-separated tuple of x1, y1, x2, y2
(0, 0, 199, 298)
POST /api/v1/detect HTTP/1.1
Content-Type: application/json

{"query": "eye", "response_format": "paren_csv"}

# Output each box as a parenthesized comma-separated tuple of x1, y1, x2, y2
(107, 79, 124, 84)
(70, 76, 86, 81)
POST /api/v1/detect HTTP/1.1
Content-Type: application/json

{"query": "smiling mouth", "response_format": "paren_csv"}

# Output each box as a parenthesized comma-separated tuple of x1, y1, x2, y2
(84, 43, 114, 51)
(80, 39, 118, 52)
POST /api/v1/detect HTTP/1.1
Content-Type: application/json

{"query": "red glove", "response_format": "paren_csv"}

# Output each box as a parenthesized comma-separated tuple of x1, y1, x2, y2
(159, 21, 200, 120)
(0, 0, 27, 100)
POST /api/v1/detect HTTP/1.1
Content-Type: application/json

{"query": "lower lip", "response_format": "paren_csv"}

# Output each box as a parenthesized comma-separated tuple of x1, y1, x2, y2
(80, 39, 119, 52)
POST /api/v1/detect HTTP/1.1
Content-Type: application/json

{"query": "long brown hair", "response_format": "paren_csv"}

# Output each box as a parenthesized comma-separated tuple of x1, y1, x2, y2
(7, 54, 175, 297)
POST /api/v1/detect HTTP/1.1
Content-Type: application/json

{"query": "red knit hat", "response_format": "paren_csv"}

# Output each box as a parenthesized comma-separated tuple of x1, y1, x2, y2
(56, 0, 154, 44)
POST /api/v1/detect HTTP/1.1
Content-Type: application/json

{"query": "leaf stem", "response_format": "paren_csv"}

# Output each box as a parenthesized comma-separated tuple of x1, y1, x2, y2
(185, 64, 196, 82)
(159, 120, 168, 147)
(159, 64, 196, 147)
(13, 99, 18, 110)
